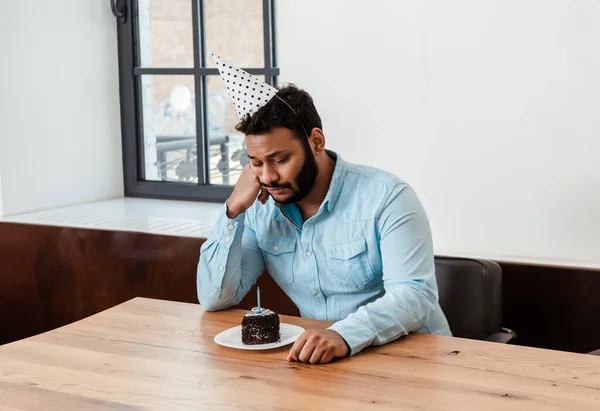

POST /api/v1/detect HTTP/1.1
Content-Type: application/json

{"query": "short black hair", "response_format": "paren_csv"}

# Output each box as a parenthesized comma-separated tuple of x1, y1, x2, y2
(235, 83, 322, 140)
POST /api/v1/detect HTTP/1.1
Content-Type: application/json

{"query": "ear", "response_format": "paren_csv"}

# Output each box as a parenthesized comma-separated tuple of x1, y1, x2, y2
(308, 128, 326, 156)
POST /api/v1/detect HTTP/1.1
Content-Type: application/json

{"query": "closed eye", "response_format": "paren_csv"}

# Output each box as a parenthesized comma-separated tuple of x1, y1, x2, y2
(275, 156, 288, 164)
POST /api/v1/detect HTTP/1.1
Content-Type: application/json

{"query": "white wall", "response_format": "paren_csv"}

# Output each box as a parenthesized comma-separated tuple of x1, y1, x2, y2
(278, 0, 600, 268)
(0, 0, 123, 216)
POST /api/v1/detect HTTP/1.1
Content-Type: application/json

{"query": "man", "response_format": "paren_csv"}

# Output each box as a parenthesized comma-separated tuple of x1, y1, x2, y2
(197, 55, 451, 364)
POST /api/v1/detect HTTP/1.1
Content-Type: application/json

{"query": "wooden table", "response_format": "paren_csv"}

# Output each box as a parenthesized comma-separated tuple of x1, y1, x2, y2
(1, 298, 599, 410)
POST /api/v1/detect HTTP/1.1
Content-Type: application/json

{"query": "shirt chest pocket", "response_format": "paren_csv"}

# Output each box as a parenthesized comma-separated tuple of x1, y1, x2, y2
(257, 236, 296, 286)
(326, 238, 375, 290)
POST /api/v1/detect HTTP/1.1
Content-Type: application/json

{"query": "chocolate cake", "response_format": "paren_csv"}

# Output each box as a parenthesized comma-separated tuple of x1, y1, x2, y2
(241, 307, 280, 345)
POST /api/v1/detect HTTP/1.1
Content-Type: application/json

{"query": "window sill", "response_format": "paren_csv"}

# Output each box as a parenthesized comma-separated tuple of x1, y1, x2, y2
(0, 198, 223, 238)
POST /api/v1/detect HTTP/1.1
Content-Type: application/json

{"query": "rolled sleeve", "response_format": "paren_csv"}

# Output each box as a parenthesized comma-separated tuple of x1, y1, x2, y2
(328, 315, 375, 356)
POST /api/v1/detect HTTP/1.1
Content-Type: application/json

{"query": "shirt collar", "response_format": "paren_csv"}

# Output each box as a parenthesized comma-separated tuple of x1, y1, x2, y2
(321, 150, 347, 213)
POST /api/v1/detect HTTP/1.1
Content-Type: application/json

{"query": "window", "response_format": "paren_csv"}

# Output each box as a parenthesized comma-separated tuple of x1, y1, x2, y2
(115, 0, 278, 201)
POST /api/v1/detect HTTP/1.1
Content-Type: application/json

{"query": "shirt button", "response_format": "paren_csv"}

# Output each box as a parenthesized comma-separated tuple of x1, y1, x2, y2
(228, 224, 234, 230)
(345, 250, 349, 256)
(218, 266, 223, 271)
(225, 236, 231, 242)
(306, 251, 312, 257)
(313, 290, 319, 296)
(273, 245, 279, 251)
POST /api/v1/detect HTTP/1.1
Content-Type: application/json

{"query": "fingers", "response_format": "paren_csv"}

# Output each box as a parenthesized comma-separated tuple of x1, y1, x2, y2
(287, 332, 308, 362)
(287, 330, 341, 365)
(298, 341, 316, 363)
(309, 347, 326, 365)
(258, 189, 269, 205)
(319, 350, 335, 364)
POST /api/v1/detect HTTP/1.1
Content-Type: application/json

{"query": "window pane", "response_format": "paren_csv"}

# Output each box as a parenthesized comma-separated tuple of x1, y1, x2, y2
(138, 0, 194, 67)
(204, 0, 264, 67)
(206, 75, 265, 185)
(140, 75, 197, 182)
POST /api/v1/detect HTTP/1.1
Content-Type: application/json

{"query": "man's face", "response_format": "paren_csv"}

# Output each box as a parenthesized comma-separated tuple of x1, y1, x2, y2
(246, 127, 319, 204)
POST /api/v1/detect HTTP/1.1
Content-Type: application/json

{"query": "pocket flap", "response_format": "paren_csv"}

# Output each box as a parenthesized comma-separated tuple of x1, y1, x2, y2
(326, 238, 367, 260)
(258, 236, 296, 255)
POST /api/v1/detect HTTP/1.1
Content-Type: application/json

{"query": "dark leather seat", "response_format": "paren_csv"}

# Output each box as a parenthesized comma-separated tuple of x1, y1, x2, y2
(435, 257, 515, 343)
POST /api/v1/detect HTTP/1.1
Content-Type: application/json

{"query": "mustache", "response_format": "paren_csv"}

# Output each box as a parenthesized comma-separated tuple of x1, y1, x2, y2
(260, 182, 292, 189)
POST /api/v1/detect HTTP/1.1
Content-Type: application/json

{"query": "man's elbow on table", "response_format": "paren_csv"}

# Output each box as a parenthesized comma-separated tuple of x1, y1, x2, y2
(385, 280, 438, 332)
(197, 283, 242, 312)
(198, 298, 228, 312)
(197, 287, 228, 312)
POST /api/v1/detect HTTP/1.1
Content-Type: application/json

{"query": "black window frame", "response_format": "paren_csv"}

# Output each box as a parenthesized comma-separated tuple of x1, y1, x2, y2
(115, 0, 278, 202)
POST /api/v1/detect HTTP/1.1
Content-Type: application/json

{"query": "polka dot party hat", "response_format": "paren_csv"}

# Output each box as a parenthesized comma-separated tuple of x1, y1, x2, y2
(212, 54, 279, 120)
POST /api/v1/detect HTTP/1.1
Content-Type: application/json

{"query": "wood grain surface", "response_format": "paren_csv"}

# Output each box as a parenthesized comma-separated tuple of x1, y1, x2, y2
(1, 298, 599, 410)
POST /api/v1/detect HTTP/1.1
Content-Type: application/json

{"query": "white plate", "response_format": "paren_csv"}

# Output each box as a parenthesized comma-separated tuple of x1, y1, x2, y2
(214, 323, 305, 350)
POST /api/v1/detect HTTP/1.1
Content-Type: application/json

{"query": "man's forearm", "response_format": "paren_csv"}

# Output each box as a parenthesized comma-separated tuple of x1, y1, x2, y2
(225, 199, 244, 220)
(197, 204, 265, 311)
(327, 281, 436, 355)
(197, 212, 245, 310)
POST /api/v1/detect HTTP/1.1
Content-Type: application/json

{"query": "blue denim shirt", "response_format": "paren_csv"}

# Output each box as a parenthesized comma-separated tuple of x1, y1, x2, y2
(197, 151, 451, 355)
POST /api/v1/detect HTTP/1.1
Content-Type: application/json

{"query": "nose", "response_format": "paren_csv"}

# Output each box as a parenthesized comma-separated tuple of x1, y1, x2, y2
(260, 163, 279, 186)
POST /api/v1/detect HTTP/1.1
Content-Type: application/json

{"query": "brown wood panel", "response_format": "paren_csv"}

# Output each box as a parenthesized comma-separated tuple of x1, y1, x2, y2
(0, 222, 201, 344)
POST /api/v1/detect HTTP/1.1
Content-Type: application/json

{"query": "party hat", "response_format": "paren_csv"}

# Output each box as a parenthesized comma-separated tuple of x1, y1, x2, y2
(212, 54, 278, 120)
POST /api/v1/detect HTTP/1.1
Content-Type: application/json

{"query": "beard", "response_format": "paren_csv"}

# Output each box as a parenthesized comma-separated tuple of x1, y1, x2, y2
(261, 141, 319, 205)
